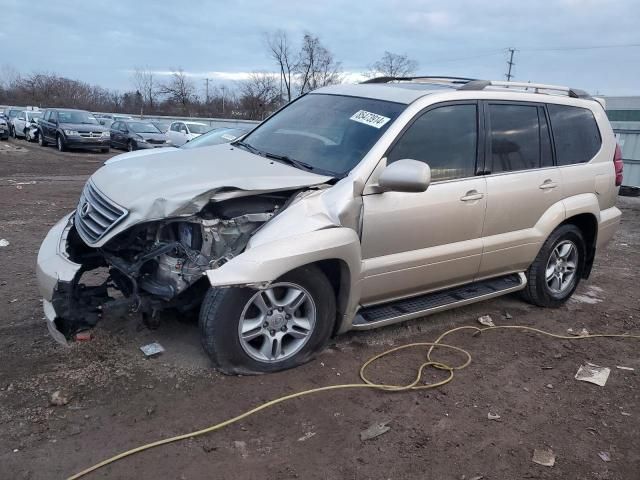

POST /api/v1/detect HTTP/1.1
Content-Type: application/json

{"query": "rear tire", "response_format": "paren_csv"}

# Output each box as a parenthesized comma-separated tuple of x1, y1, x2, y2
(522, 224, 585, 307)
(199, 265, 336, 375)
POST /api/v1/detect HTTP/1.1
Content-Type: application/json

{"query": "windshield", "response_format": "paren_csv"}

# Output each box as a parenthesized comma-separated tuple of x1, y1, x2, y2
(28, 112, 43, 120)
(128, 122, 161, 133)
(9, 110, 21, 118)
(187, 124, 209, 134)
(240, 94, 404, 176)
(182, 127, 247, 149)
(57, 110, 99, 125)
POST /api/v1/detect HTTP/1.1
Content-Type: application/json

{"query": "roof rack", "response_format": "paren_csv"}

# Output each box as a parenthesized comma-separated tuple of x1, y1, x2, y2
(362, 76, 477, 85)
(459, 80, 591, 99)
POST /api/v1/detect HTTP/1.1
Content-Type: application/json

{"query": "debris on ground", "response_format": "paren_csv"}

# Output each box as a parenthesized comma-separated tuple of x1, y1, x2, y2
(567, 327, 590, 337)
(477, 315, 495, 327)
(50, 390, 69, 406)
(616, 365, 635, 371)
(504, 312, 512, 320)
(0, 239, 9, 247)
(575, 363, 611, 387)
(297, 431, 317, 442)
(233, 440, 248, 458)
(140, 342, 165, 357)
(532, 448, 556, 467)
(487, 412, 501, 420)
(598, 451, 611, 462)
(546, 384, 553, 389)
(360, 421, 391, 441)
(621, 412, 632, 416)
(75, 331, 93, 342)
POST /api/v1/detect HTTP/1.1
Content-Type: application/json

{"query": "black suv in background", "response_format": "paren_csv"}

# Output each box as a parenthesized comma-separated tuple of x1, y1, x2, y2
(38, 109, 110, 152)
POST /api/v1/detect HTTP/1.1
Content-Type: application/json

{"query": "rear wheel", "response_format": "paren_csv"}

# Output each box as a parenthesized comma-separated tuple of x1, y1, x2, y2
(522, 224, 585, 307)
(199, 265, 336, 374)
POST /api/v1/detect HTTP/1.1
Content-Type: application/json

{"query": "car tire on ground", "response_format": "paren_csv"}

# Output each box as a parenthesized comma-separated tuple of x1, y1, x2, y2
(522, 224, 585, 308)
(57, 135, 66, 152)
(127, 141, 134, 152)
(199, 264, 336, 375)
(101, 148, 109, 153)
(10, 127, 15, 138)
(38, 131, 47, 146)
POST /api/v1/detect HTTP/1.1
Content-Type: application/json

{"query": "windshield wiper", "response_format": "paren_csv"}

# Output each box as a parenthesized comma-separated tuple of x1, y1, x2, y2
(232, 140, 262, 156)
(261, 151, 318, 172)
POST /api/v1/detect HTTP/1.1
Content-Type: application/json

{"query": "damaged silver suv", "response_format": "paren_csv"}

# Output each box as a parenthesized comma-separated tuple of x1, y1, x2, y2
(37, 77, 622, 374)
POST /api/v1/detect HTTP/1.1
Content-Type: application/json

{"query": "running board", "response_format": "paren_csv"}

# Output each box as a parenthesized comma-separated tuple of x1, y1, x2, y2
(352, 273, 526, 330)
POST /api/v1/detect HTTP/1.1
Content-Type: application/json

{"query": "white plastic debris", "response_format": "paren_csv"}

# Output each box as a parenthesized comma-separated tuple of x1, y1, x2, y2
(297, 431, 316, 442)
(360, 421, 391, 441)
(616, 365, 635, 371)
(487, 412, 501, 420)
(477, 315, 495, 327)
(567, 327, 590, 337)
(532, 448, 556, 467)
(575, 363, 610, 387)
(140, 342, 165, 357)
(0, 239, 9, 247)
(598, 451, 611, 462)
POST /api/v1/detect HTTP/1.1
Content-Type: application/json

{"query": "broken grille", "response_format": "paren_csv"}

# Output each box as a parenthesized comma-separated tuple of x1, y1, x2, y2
(74, 181, 128, 244)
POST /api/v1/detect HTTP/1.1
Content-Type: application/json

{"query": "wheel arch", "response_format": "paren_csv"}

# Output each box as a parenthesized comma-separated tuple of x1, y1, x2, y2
(559, 212, 598, 278)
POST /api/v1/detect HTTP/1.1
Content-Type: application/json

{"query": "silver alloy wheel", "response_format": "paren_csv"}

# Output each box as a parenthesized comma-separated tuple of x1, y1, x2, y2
(545, 240, 578, 294)
(238, 282, 316, 363)
(57, 136, 63, 151)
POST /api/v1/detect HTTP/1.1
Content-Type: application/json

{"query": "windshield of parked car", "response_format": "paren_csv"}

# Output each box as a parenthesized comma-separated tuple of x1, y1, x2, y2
(57, 110, 99, 125)
(28, 112, 43, 120)
(182, 127, 247, 149)
(128, 122, 161, 133)
(187, 124, 209, 134)
(9, 109, 21, 118)
(238, 94, 405, 176)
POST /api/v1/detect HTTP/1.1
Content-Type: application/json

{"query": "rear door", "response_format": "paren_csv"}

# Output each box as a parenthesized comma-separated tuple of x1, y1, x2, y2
(478, 101, 561, 279)
(360, 102, 488, 304)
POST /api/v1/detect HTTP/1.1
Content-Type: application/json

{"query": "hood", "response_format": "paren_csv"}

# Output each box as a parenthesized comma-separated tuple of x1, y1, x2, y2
(90, 143, 332, 225)
(61, 122, 107, 132)
(104, 147, 176, 165)
(136, 132, 167, 141)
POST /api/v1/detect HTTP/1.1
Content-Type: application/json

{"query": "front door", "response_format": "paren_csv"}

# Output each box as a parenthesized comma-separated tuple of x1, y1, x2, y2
(360, 102, 488, 305)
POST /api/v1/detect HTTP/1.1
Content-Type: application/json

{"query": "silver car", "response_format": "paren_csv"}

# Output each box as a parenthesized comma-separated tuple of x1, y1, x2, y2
(37, 77, 621, 374)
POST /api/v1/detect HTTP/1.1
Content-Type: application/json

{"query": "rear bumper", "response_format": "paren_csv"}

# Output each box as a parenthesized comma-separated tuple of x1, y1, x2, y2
(597, 206, 622, 249)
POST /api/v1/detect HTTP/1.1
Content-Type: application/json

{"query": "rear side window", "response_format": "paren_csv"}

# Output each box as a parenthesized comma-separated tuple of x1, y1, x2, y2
(548, 104, 601, 165)
(387, 104, 477, 181)
(488, 104, 540, 173)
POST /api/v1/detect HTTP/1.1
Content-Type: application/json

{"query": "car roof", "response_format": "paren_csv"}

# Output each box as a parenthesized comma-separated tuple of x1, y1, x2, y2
(313, 83, 454, 104)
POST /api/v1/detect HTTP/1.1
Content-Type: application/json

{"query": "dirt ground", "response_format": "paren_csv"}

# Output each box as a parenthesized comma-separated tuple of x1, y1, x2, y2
(0, 137, 639, 480)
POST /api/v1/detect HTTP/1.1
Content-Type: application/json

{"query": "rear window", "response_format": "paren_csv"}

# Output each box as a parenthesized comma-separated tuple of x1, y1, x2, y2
(548, 104, 601, 165)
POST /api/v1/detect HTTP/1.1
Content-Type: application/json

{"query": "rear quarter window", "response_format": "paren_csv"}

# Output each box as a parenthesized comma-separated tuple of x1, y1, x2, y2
(548, 104, 601, 165)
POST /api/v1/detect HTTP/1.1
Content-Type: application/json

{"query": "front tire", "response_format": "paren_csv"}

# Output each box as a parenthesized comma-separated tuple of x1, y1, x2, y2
(199, 265, 336, 375)
(127, 140, 134, 152)
(522, 224, 585, 307)
(38, 131, 47, 146)
(57, 135, 66, 152)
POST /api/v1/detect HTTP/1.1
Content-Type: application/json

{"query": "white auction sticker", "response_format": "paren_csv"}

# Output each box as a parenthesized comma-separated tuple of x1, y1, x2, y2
(349, 110, 391, 129)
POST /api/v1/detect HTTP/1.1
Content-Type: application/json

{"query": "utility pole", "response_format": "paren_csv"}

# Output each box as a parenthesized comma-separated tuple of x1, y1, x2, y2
(220, 85, 227, 115)
(505, 48, 516, 81)
(205, 78, 210, 104)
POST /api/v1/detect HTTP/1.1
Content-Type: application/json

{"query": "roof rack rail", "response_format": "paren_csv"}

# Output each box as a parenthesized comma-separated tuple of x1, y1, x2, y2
(362, 76, 477, 85)
(459, 80, 591, 99)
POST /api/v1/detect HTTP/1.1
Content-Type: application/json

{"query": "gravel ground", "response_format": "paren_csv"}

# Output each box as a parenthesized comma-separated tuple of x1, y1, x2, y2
(0, 137, 639, 480)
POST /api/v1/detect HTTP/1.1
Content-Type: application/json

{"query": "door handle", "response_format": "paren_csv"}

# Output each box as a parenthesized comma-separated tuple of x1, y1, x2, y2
(460, 190, 484, 202)
(539, 179, 558, 190)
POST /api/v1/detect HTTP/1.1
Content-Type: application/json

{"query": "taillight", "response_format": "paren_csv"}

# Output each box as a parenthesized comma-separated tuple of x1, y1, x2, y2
(613, 144, 624, 187)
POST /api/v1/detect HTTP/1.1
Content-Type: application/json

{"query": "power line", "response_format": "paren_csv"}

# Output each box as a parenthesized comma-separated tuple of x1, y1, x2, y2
(522, 42, 640, 52)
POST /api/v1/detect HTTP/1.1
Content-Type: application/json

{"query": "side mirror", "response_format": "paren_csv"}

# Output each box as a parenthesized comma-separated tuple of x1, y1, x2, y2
(378, 159, 431, 193)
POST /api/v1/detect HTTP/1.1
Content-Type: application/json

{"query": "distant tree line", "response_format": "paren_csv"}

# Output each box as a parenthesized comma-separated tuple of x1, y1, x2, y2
(0, 32, 417, 121)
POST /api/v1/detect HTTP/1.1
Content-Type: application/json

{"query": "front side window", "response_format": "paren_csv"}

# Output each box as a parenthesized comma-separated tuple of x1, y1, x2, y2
(489, 104, 540, 173)
(387, 104, 477, 182)
(241, 93, 405, 176)
(548, 104, 601, 165)
(187, 124, 209, 134)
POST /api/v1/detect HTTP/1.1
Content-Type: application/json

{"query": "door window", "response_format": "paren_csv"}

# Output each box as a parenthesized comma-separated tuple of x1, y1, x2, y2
(170, 123, 179, 132)
(488, 104, 540, 173)
(547, 104, 601, 165)
(387, 104, 478, 181)
(111, 121, 120, 131)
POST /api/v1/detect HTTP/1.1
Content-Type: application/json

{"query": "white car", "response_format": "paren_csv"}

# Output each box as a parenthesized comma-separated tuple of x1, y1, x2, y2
(166, 121, 210, 146)
(13, 110, 43, 139)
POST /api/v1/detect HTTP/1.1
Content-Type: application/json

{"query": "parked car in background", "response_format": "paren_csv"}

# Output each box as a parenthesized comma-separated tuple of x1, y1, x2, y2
(0, 117, 9, 140)
(13, 110, 43, 140)
(103, 126, 249, 164)
(3, 106, 26, 137)
(38, 108, 110, 152)
(95, 113, 133, 128)
(110, 120, 171, 151)
(166, 121, 210, 146)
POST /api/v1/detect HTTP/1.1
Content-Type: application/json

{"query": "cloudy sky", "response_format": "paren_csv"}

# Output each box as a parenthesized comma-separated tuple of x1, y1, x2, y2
(2, 0, 640, 95)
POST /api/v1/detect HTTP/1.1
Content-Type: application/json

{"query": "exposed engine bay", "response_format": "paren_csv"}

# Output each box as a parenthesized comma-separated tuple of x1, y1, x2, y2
(54, 191, 297, 337)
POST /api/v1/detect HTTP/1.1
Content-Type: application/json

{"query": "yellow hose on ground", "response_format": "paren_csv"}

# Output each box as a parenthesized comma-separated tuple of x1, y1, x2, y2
(67, 325, 640, 479)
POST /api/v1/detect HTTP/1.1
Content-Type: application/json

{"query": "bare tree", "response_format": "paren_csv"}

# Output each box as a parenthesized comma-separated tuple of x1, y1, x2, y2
(266, 30, 297, 103)
(132, 67, 157, 114)
(239, 72, 280, 120)
(368, 51, 418, 78)
(159, 69, 195, 114)
(296, 33, 342, 95)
